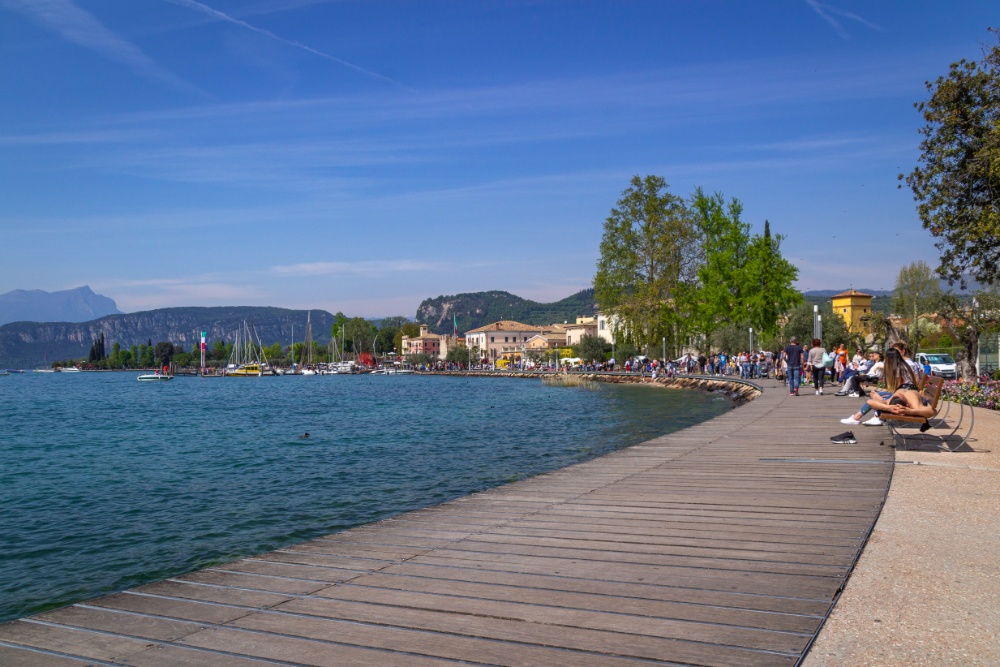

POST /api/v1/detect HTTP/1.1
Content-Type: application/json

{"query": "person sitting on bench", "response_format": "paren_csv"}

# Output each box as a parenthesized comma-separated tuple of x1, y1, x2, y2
(840, 350, 924, 427)
(835, 352, 882, 397)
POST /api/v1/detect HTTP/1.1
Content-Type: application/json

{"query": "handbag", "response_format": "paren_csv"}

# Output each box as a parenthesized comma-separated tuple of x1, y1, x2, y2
(822, 352, 833, 368)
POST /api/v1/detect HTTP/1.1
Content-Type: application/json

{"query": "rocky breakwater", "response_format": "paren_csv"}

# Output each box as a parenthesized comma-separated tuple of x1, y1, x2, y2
(428, 371, 761, 406)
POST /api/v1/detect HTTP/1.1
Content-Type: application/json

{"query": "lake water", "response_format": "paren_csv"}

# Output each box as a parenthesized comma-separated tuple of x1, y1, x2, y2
(0, 372, 731, 623)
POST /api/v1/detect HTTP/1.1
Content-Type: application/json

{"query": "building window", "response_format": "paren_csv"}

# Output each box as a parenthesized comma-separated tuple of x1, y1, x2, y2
(600, 321, 605, 330)
(490, 336, 494, 342)
(843, 308, 847, 313)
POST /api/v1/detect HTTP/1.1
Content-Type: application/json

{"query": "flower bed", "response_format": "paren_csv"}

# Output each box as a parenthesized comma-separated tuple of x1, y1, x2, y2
(942, 380, 1000, 411)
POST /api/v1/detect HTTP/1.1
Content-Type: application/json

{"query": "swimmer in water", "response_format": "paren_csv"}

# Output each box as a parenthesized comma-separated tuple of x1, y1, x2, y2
(300, 432, 310, 439)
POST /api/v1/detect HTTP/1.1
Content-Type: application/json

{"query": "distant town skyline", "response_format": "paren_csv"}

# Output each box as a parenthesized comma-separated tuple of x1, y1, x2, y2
(1, 1, 996, 316)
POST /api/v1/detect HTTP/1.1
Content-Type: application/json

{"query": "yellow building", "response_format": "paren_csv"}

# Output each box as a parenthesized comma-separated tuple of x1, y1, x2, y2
(831, 289, 873, 335)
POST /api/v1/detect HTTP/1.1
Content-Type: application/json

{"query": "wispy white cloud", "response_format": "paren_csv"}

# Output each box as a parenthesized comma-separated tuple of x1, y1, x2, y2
(270, 260, 442, 277)
(805, 0, 881, 39)
(0, 0, 196, 93)
(163, 0, 410, 88)
(0, 129, 159, 146)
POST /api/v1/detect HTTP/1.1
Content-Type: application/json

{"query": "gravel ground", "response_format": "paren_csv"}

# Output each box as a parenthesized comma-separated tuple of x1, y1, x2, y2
(804, 402, 1000, 666)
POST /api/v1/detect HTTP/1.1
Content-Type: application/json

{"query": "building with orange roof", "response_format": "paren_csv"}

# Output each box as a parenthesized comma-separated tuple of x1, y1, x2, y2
(831, 289, 873, 336)
(464, 320, 549, 362)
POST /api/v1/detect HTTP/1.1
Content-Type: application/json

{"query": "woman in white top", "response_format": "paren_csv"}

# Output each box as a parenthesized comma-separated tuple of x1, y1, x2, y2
(806, 338, 827, 395)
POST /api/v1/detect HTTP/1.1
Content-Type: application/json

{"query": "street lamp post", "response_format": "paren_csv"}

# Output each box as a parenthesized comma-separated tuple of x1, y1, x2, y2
(749, 327, 753, 354)
(662, 337, 666, 364)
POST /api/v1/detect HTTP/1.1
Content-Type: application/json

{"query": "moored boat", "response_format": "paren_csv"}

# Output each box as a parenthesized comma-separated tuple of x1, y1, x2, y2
(137, 372, 173, 382)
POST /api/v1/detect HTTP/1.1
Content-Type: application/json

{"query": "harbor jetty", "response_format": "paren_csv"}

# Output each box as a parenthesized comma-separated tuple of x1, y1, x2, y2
(0, 378, 892, 666)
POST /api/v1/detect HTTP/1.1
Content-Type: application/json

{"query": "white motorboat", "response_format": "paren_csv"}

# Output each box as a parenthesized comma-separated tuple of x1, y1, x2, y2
(138, 372, 173, 382)
(59, 366, 82, 373)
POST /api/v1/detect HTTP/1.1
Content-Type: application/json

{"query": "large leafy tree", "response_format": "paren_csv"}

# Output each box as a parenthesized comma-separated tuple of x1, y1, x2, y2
(892, 260, 943, 354)
(574, 334, 612, 363)
(594, 175, 700, 353)
(690, 191, 800, 344)
(744, 220, 801, 336)
(901, 29, 1000, 287)
(690, 189, 750, 346)
(344, 317, 376, 355)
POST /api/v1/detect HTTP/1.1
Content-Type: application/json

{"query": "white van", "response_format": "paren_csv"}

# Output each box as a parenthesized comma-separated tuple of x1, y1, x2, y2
(916, 352, 958, 379)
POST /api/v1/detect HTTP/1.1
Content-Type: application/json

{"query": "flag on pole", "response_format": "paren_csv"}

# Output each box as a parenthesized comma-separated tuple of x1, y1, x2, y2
(453, 313, 458, 337)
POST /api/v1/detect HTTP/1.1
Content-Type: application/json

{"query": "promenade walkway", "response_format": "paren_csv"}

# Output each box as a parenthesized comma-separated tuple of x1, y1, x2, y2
(0, 379, 893, 666)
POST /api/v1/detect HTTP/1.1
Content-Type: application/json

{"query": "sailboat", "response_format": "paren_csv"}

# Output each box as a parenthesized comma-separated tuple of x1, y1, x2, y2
(226, 321, 269, 377)
(300, 312, 317, 375)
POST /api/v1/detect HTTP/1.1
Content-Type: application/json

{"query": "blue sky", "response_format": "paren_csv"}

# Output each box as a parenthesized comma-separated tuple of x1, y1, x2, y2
(1, 1, 996, 316)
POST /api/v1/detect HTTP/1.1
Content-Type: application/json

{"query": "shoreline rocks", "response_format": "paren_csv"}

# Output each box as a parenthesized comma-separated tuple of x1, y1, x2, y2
(424, 371, 761, 406)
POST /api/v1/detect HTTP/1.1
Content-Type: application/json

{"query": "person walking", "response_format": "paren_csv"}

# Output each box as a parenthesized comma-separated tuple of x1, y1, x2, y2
(783, 336, 804, 396)
(807, 338, 828, 395)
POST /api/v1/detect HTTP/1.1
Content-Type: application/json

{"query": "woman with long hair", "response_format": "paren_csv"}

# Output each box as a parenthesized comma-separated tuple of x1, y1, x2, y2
(840, 349, 932, 426)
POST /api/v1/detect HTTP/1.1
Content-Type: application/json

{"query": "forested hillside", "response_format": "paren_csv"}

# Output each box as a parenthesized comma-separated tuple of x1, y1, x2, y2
(416, 289, 596, 334)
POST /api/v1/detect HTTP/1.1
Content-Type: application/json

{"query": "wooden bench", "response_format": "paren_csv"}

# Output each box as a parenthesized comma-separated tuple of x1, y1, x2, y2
(884, 375, 975, 451)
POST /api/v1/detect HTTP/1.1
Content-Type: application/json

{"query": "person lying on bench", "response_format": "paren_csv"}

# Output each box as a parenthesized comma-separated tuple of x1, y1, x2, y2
(840, 350, 920, 427)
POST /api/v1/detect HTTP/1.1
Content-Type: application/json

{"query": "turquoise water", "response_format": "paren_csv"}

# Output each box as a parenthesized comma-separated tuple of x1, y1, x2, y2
(0, 372, 731, 623)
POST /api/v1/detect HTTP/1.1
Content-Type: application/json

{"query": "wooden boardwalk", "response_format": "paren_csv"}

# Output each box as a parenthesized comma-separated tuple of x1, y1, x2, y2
(0, 379, 893, 666)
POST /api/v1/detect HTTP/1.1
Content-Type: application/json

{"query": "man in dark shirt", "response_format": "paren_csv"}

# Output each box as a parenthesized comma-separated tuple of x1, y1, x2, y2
(783, 336, 804, 396)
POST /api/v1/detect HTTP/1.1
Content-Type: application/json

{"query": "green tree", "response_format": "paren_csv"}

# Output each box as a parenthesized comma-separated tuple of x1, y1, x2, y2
(782, 302, 850, 350)
(330, 311, 348, 343)
(744, 220, 801, 336)
(690, 189, 750, 346)
(445, 343, 471, 366)
(344, 317, 376, 355)
(575, 334, 612, 363)
(154, 341, 175, 368)
(594, 175, 700, 354)
(901, 29, 1000, 287)
(394, 322, 421, 352)
(892, 260, 943, 355)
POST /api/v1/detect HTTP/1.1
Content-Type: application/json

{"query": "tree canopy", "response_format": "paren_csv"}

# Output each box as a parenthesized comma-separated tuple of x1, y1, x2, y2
(593, 175, 700, 353)
(892, 260, 943, 354)
(901, 29, 1000, 287)
(594, 177, 800, 355)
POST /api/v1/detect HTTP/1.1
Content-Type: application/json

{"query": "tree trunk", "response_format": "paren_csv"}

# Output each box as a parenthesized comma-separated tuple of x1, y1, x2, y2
(957, 325, 979, 379)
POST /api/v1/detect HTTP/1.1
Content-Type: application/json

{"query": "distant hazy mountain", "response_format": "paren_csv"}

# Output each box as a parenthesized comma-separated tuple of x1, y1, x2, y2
(0, 306, 334, 368)
(416, 289, 597, 334)
(0, 286, 122, 326)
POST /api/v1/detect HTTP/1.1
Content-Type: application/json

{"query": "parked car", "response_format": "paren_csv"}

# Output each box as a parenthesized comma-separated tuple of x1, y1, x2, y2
(916, 352, 958, 379)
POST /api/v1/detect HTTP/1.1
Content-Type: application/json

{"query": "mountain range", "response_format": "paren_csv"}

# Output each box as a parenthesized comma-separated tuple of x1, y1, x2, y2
(0, 307, 334, 369)
(0, 286, 122, 326)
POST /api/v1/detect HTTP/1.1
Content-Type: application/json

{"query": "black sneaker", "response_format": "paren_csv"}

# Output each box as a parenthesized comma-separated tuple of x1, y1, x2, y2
(830, 430, 855, 441)
(831, 435, 858, 444)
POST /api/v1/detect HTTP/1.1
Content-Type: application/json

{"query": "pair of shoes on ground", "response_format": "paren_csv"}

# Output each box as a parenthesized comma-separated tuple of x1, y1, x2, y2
(840, 416, 883, 426)
(814, 389, 824, 395)
(831, 430, 857, 444)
